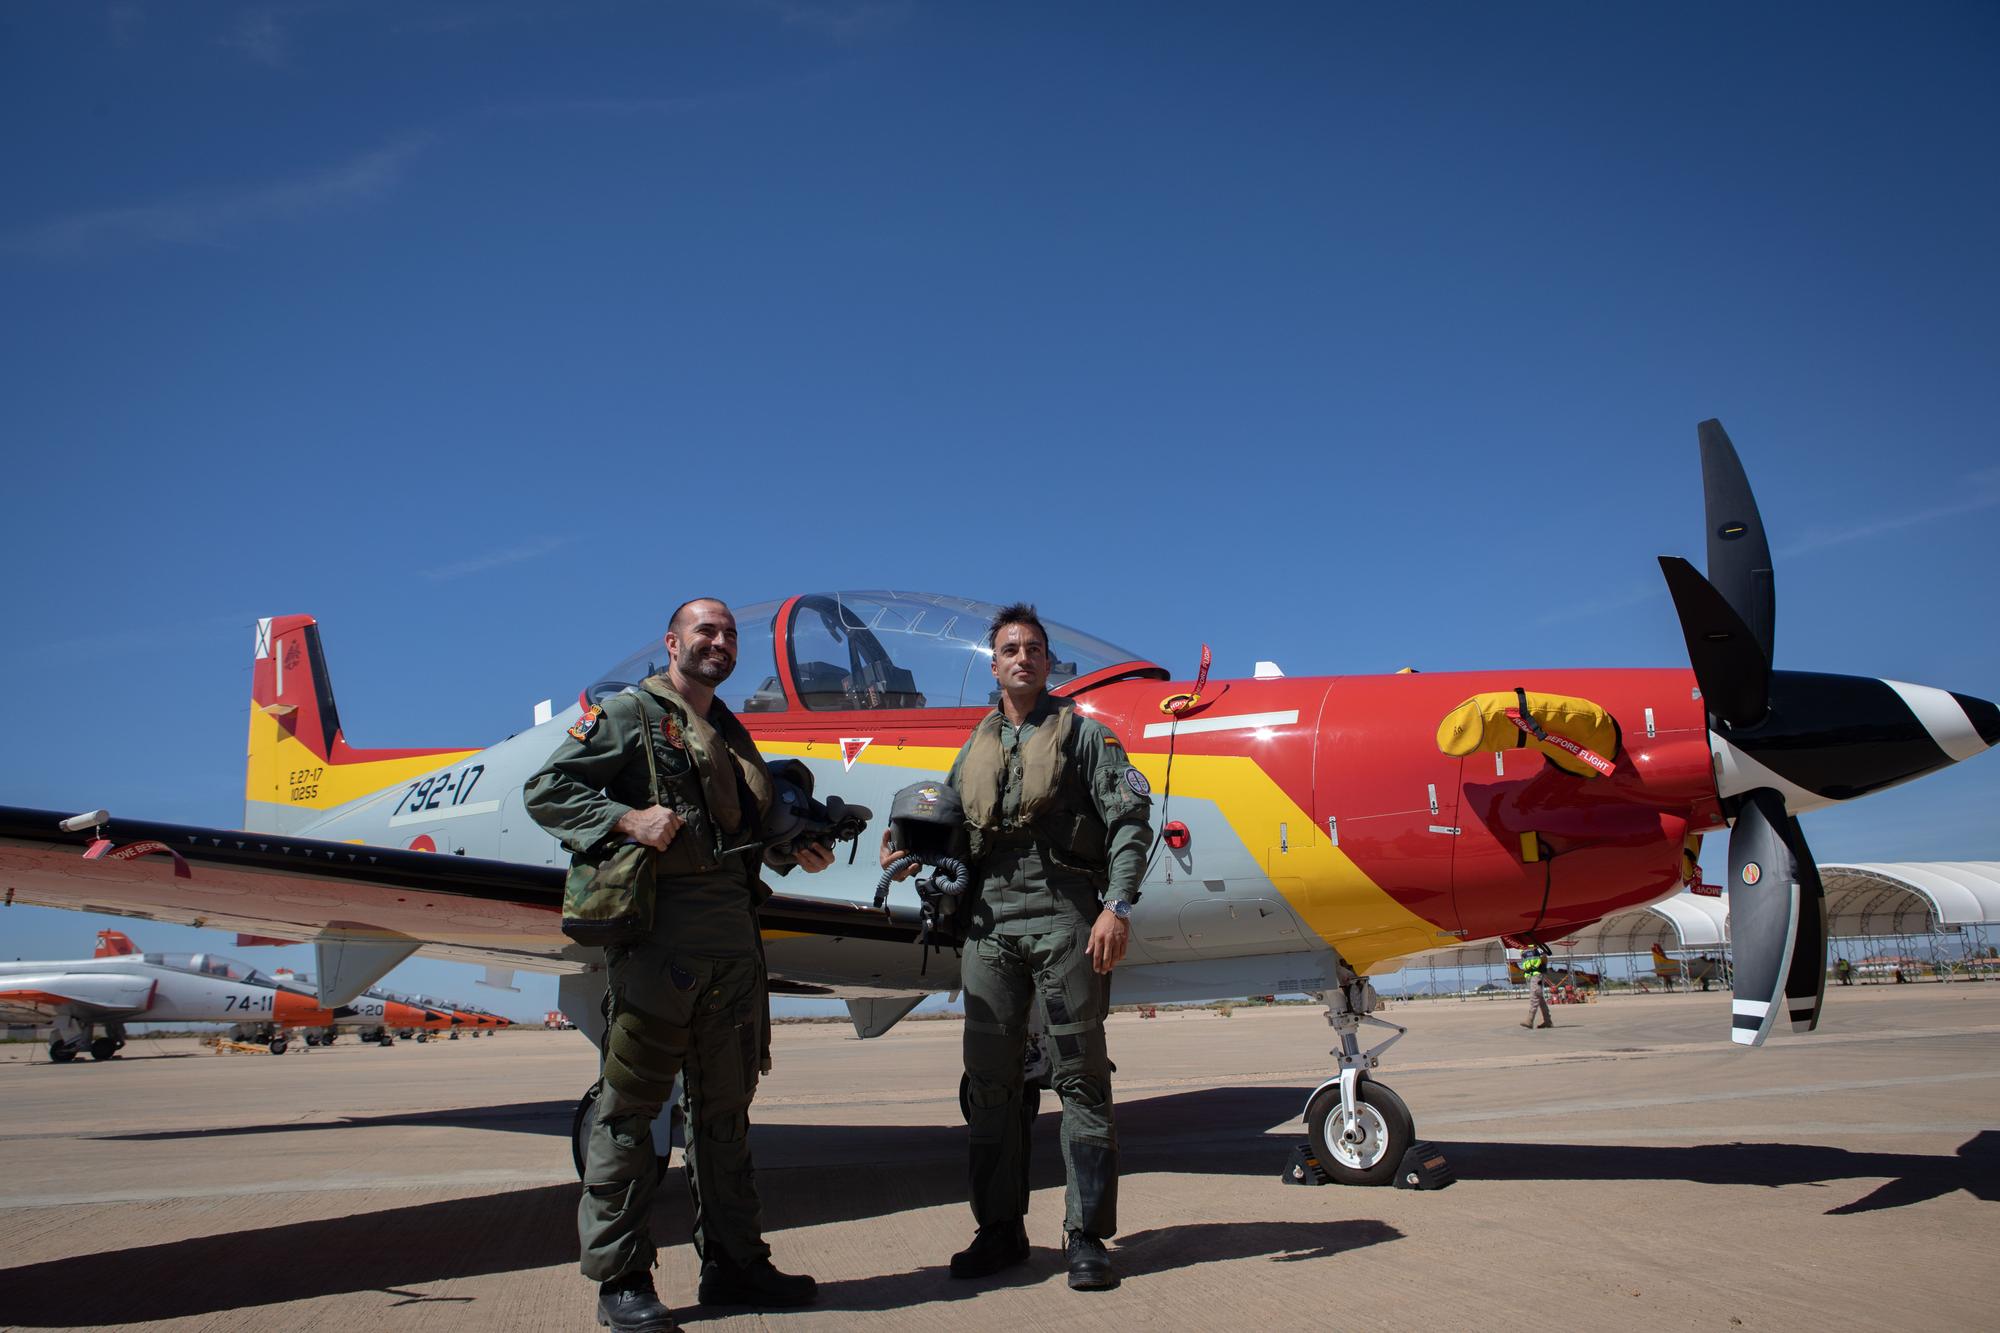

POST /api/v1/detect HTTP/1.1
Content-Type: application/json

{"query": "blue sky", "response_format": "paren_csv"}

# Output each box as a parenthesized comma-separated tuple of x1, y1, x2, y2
(2, 2, 1996, 1019)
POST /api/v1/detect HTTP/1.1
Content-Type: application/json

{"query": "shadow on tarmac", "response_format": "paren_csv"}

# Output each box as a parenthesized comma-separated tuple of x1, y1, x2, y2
(95, 1099, 577, 1142)
(9, 1084, 1994, 1326)
(1440, 1129, 2000, 1216)
(690, 1219, 1406, 1322)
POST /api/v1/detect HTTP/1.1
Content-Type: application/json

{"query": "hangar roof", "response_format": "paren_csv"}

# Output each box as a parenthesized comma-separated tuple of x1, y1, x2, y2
(1817, 862, 2000, 936)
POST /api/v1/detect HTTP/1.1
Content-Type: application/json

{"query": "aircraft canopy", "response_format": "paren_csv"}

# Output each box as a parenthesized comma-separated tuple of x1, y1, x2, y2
(588, 591, 1160, 714)
(142, 952, 280, 987)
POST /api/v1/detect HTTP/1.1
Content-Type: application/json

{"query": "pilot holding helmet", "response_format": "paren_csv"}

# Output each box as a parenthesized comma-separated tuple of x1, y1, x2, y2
(527, 597, 833, 1333)
(884, 602, 1153, 1290)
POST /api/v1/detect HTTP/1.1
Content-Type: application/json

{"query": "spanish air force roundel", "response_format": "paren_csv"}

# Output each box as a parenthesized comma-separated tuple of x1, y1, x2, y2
(1125, 767, 1151, 797)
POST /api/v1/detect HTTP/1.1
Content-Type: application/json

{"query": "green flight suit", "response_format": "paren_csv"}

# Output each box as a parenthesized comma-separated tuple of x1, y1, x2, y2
(524, 677, 778, 1283)
(948, 693, 1152, 1239)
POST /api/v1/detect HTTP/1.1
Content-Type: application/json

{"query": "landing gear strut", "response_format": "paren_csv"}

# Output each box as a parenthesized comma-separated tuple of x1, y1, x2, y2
(1302, 965, 1413, 1185)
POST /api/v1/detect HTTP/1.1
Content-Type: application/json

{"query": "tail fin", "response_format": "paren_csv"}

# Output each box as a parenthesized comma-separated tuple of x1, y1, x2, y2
(95, 930, 138, 957)
(245, 616, 477, 834)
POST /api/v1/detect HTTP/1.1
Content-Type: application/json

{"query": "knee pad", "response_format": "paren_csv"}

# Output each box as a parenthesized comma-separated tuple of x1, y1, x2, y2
(604, 1009, 681, 1102)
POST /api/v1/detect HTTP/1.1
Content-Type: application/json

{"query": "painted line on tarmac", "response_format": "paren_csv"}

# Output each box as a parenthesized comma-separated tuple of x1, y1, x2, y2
(1423, 1067, 2000, 1127)
(0, 1167, 576, 1210)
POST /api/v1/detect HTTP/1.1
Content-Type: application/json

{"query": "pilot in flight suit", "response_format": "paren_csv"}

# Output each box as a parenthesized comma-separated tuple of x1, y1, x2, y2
(527, 598, 828, 1333)
(887, 602, 1152, 1291)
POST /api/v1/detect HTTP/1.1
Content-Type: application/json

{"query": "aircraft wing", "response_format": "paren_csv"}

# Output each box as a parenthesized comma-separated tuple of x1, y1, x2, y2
(0, 972, 155, 1024)
(0, 805, 923, 979)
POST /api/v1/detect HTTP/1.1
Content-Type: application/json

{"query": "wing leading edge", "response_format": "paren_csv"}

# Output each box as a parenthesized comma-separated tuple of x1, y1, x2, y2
(0, 805, 924, 981)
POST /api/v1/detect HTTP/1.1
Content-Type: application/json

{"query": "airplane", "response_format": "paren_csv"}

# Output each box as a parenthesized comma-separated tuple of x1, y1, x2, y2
(0, 929, 352, 1059)
(269, 968, 457, 1046)
(0, 420, 1993, 1186)
(1649, 942, 1726, 990)
(1505, 955, 1602, 989)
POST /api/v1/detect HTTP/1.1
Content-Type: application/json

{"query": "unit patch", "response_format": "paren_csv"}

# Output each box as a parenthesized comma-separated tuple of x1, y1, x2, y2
(916, 785, 942, 807)
(1125, 767, 1151, 797)
(569, 705, 603, 741)
(657, 716, 692, 775)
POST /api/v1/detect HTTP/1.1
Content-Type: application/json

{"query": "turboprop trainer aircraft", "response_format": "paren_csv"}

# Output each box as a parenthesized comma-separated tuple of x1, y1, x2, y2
(0, 421, 1993, 1184)
(1650, 943, 1726, 990)
(0, 929, 352, 1059)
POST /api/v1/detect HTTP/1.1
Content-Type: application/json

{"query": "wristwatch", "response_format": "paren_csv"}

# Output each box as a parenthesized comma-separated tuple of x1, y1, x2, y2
(1108, 898, 1133, 920)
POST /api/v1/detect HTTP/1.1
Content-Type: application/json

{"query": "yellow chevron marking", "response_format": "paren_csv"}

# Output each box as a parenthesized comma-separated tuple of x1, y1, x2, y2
(759, 739, 1440, 973)
(243, 707, 478, 812)
(758, 740, 960, 770)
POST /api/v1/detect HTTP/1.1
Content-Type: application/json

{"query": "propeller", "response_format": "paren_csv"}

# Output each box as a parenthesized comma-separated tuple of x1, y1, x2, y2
(1660, 420, 1825, 1045)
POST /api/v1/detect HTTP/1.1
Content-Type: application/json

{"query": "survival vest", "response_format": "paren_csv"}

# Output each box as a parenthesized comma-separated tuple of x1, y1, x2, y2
(956, 697, 1109, 879)
(621, 676, 777, 877)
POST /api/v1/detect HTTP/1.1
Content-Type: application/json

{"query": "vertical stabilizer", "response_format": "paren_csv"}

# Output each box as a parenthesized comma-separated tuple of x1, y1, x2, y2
(95, 930, 139, 957)
(244, 616, 477, 834)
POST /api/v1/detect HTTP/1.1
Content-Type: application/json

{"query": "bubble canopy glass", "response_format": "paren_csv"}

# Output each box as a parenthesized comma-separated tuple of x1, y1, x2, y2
(586, 591, 1160, 713)
(141, 952, 280, 987)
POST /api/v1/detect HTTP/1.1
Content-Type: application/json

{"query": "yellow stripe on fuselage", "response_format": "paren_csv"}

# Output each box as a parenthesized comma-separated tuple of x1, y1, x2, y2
(244, 707, 478, 812)
(758, 740, 1443, 974)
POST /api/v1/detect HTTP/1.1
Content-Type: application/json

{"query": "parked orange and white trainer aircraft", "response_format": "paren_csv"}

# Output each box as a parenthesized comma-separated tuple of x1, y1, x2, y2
(0, 422, 1992, 1182)
(0, 929, 357, 1059)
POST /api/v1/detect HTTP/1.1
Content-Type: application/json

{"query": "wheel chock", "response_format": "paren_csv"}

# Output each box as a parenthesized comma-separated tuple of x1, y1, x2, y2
(1280, 1143, 1330, 1186)
(1393, 1141, 1455, 1190)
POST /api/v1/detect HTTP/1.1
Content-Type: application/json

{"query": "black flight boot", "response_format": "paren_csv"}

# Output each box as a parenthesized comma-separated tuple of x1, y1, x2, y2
(1064, 1230, 1117, 1291)
(596, 1271, 679, 1332)
(696, 1256, 817, 1308)
(948, 1219, 1031, 1279)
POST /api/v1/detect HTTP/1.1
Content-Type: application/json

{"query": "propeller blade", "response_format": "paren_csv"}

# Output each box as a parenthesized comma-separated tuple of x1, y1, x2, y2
(1698, 419, 1776, 663)
(1658, 556, 1772, 728)
(1784, 843, 1828, 1033)
(1727, 789, 1801, 1047)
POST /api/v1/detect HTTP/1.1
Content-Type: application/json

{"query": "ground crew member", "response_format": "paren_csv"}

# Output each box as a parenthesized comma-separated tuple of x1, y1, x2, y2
(527, 598, 831, 1333)
(1520, 952, 1554, 1029)
(884, 603, 1152, 1291)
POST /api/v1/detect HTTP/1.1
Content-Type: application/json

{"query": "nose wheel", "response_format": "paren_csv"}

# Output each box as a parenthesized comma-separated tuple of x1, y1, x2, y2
(1305, 1080, 1413, 1185)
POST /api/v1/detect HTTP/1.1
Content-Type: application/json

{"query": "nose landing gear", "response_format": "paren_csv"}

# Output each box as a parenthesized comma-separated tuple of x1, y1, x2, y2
(1301, 966, 1413, 1185)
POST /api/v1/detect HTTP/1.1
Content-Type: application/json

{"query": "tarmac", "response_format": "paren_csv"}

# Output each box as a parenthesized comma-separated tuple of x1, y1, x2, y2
(1, 983, 1996, 1331)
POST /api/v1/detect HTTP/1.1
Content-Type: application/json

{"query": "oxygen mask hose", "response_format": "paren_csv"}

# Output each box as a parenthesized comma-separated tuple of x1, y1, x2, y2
(873, 853, 971, 912)
(874, 853, 916, 911)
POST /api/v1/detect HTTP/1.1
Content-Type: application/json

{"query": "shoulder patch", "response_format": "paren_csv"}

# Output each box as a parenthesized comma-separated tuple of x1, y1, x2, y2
(1124, 766, 1151, 797)
(568, 705, 603, 741)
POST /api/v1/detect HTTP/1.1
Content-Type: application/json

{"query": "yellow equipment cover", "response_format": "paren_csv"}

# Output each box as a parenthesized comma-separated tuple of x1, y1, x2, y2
(1436, 690, 1621, 778)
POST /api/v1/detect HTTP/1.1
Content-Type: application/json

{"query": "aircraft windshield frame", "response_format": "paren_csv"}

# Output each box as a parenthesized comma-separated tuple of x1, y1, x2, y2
(585, 591, 1154, 714)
